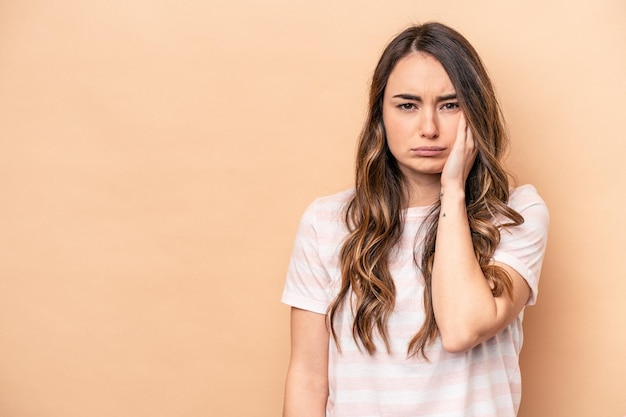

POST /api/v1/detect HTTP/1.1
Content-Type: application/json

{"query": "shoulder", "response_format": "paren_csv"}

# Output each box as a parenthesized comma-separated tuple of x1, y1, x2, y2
(301, 188, 354, 223)
(308, 188, 354, 209)
(509, 184, 547, 210)
(498, 184, 550, 243)
(508, 184, 550, 225)
(293, 189, 354, 241)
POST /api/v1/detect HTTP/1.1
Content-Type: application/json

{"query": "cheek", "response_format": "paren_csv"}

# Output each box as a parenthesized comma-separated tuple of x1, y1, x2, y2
(382, 112, 408, 141)
(442, 116, 461, 140)
(382, 118, 401, 157)
(382, 113, 395, 143)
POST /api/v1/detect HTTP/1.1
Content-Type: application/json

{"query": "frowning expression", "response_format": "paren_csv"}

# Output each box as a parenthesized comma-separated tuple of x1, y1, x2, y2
(383, 52, 462, 181)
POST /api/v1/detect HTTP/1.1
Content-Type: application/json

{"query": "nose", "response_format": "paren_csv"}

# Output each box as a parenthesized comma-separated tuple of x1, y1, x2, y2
(419, 108, 439, 139)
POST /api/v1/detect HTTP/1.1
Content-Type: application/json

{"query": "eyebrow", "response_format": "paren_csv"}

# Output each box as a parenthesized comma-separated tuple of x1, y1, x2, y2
(392, 93, 458, 102)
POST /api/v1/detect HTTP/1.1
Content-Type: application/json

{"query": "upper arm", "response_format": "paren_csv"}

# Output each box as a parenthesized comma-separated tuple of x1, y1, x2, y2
(493, 188, 550, 306)
(483, 187, 550, 339)
(283, 308, 329, 417)
(487, 261, 531, 336)
(288, 307, 329, 379)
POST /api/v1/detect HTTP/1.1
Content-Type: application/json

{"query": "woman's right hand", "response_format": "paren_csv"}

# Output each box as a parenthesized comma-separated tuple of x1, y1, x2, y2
(440, 113, 477, 191)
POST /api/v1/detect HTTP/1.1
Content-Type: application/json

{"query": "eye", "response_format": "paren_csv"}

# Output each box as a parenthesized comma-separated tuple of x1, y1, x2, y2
(440, 102, 460, 111)
(398, 103, 417, 111)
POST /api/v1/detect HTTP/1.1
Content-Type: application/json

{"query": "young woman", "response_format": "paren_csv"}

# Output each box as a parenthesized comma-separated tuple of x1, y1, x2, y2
(282, 22, 549, 417)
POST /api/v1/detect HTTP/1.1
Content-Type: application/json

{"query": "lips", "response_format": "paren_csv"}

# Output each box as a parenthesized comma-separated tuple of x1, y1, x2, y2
(411, 146, 446, 156)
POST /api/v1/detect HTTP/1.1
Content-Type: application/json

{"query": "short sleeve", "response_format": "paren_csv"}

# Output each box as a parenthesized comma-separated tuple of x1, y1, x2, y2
(281, 200, 334, 314)
(493, 185, 550, 306)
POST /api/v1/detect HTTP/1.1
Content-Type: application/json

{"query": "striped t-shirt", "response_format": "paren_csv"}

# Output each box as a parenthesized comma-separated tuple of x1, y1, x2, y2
(282, 184, 549, 417)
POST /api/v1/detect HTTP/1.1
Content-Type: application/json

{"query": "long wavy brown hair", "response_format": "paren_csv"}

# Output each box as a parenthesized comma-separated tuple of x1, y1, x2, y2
(327, 22, 524, 358)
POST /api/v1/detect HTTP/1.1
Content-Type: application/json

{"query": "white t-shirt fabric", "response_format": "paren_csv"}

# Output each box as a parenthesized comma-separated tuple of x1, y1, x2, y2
(282, 184, 550, 417)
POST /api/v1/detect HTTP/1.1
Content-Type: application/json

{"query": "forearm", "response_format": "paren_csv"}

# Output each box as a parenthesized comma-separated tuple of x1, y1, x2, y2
(283, 368, 328, 417)
(431, 186, 501, 352)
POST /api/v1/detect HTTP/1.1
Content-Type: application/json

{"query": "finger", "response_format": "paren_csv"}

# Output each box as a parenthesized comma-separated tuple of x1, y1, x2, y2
(465, 121, 474, 148)
(465, 123, 478, 167)
(457, 112, 467, 140)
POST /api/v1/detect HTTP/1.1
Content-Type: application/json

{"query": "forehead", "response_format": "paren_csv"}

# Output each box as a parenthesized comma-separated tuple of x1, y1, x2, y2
(385, 52, 455, 96)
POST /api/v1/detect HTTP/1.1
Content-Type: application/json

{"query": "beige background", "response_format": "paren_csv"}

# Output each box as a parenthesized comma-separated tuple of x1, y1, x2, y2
(0, 1, 624, 416)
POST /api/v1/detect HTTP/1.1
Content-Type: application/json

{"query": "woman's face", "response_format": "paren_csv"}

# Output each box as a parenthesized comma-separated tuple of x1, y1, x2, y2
(382, 52, 462, 182)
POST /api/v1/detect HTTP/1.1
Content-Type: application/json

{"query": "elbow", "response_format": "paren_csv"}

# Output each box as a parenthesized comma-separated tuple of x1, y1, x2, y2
(439, 330, 481, 354)
(436, 308, 502, 353)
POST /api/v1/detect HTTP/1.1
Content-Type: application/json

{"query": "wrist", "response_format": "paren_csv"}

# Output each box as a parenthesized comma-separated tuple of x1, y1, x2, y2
(439, 186, 466, 202)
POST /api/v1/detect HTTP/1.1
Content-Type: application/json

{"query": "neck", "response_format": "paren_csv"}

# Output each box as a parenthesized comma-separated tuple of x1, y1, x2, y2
(404, 173, 442, 208)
